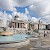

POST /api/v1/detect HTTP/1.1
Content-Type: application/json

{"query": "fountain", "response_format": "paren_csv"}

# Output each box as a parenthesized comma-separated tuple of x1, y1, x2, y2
(0, 19, 30, 50)
(0, 30, 30, 50)
(0, 18, 13, 36)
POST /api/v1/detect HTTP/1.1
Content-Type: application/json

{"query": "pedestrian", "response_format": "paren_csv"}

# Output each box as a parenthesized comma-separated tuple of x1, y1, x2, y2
(44, 33, 45, 37)
(44, 30, 46, 37)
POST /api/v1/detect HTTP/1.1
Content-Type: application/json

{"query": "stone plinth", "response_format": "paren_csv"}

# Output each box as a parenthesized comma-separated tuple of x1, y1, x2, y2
(0, 31, 13, 36)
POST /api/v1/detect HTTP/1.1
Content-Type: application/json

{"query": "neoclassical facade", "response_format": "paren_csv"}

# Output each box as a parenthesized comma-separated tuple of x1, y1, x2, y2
(8, 15, 29, 33)
(28, 21, 46, 31)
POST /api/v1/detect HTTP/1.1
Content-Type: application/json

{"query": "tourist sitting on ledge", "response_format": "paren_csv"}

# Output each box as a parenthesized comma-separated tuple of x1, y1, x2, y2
(26, 32, 30, 35)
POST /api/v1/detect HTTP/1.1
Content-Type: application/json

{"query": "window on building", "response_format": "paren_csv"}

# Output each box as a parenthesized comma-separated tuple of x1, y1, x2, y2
(18, 23, 19, 28)
(15, 22, 16, 28)
(12, 22, 15, 28)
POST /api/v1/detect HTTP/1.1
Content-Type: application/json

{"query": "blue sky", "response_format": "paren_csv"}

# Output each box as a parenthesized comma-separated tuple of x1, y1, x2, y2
(0, 1, 39, 18)
(16, 7, 26, 13)
(0, 0, 50, 24)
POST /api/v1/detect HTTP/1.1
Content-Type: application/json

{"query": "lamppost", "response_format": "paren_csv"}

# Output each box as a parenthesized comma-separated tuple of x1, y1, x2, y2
(38, 18, 42, 30)
(38, 20, 41, 30)
(38, 18, 43, 36)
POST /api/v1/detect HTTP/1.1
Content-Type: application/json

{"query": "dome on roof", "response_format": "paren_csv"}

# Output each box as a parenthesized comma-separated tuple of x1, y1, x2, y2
(14, 15, 19, 20)
(15, 15, 19, 18)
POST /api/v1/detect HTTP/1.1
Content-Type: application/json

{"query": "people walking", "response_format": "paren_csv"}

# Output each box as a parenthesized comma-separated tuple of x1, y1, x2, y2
(44, 30, 46, 37)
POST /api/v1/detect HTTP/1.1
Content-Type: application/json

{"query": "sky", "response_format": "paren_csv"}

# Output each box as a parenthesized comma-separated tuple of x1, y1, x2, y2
(0, 0, 50, 24)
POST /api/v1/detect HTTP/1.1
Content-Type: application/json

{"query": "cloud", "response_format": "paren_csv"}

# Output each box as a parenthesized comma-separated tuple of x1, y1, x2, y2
(29, 0, 50, 24)
(0, 0, 50, 24)
(41, 15, 50, 24)
(29, 5, 36, 10)
(0, 11, 13, 26)
(18, 13, 29, 21)
(31, 17, 38, 22)
(0, 11, 3, 16)
(0, 0, 14, 11)
(12, 11, 18, 17)
(0, 0, 35, 11)
(29, 0, 50, 16)
(31, 17, 41, 23)
(31, 16, 47, 24)
(0, 11, 12, 20)
(25, 8, 29, 14)
(12, 8, 17, 12)
(14, 0, 35, 7)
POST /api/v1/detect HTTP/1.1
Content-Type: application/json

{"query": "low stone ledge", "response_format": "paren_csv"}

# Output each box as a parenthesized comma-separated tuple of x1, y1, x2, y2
(0, 39, 30, 48)
(0, 31, 13, 36)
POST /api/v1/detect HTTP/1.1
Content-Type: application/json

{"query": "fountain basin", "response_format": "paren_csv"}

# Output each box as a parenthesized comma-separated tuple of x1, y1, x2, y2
(0, 34, 30, 48)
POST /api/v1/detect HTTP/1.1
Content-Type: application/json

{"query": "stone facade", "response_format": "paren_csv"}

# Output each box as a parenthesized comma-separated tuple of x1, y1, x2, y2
(39, 24, 46, 30)
(8, 15, 29, 33)
(28, 22, 46, 31)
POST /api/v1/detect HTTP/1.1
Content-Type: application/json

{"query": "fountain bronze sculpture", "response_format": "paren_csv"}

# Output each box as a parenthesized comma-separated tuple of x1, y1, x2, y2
(0, 19, 13, 36)
(0, 27, 13, 36)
